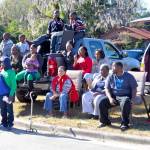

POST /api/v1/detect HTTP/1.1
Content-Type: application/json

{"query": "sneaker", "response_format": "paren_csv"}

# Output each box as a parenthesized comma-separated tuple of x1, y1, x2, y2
(97, 122, 111, 128)
(0, 123, 7, 130)
(120, 124, 129, 131)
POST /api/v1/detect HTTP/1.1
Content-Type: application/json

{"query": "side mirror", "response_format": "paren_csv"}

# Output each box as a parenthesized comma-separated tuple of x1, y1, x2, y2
(121, 51, 128, 57)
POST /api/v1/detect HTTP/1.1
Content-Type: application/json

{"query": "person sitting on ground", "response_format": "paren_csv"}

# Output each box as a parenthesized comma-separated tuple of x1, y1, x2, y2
(73, 46, 92, 76)
(16, 44, 43, 96)
(65, 11, 86, 43)
(92, 49, 110, 73)
(16, 34, 30, 56)
(61, 40, 74, 70)
(98, 62, 137, 131)
(0, 32, 13, 57)
(82, 64, 109, 119)
(10, 44, 23, 73)
(43, 66, 72, 118)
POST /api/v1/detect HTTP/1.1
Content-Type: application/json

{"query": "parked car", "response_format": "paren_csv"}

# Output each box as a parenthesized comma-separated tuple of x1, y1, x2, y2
(123, 49, 144, 61)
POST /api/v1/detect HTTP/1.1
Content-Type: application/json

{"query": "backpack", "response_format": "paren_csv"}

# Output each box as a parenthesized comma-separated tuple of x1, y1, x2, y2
(69, 80, 79, 103)
(0, 74, 10, 96)
(47, 56, 58, 77)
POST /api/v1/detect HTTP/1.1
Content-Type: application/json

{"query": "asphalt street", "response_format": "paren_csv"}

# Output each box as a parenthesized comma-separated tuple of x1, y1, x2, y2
(0, 127, 149, 150)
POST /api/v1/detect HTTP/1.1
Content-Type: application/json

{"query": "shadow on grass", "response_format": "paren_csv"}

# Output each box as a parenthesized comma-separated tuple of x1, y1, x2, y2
(15, 100, 45, 117)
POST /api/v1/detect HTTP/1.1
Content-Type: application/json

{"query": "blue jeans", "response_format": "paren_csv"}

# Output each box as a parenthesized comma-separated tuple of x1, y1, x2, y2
(0, 95, 14, 127)
(44, 92, 68, 113)
(32, 34, 50, 46)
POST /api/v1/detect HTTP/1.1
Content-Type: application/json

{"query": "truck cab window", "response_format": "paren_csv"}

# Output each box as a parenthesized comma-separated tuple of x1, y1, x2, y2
(104, 42, 120, 59)
(89, 41, 103, 58)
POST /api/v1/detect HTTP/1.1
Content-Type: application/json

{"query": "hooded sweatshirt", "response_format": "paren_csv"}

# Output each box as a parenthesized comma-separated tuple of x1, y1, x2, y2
(0, 57, 16, 96)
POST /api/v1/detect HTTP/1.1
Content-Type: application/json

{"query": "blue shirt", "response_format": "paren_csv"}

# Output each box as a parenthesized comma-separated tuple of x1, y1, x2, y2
(105, 72, 137, 97)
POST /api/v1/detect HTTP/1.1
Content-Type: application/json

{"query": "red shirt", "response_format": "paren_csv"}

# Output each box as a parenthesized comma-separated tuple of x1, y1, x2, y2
(73, 56, 92, 75)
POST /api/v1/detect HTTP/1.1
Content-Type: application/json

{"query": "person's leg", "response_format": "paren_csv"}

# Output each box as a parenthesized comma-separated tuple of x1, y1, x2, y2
(74, 31, 85, 43)
(7, 103, 14, 129)
(50, 35, 57, 53)
(118, 97, 131, 127)
(34, 72, 41, 80)
(82, 91, 94, 114)
(32, 34, 50, 46)
(99, 97, 112, 126)
(59, 93, 68, 114)
(16, 70, 26, 82)
(27, 73, 34, 91)
(24, 71, 29, 84)
(93, 95, 106, 116)
(43, 92, 53, 114)
(0, 100, 8, 127)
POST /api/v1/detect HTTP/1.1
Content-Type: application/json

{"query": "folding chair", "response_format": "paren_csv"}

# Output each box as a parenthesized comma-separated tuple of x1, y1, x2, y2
(128, 71, 150, 119)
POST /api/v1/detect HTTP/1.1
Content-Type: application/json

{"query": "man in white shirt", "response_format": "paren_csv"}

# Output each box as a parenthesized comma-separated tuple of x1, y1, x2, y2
(0, 33, 13, 57)
(16, 34, 29, 56)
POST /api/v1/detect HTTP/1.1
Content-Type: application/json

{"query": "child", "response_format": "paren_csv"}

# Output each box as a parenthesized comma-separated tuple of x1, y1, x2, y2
(0, 57, 16, 130)
(24, 54, 39, 94)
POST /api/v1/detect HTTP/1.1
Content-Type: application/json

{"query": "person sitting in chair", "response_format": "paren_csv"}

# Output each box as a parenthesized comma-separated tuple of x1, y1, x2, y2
(44, 66, 72, 118)
(98, 62, 137, 131)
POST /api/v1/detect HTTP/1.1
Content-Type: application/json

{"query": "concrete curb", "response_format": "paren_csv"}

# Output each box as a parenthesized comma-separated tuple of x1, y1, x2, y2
(14, 118, 150, 145)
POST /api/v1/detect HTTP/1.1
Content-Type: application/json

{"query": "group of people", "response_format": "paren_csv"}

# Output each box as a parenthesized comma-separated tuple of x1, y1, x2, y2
(33, 10, 86, 53)
(0, 10, 149, 132)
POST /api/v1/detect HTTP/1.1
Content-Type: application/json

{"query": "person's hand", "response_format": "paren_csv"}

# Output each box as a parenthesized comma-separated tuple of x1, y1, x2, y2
(74, 55, 78, 63)
(93, 92, 99, 97)
(109, 98, 116, 106)
(50, 93, 59, 100)
(8, 96, 15, 103)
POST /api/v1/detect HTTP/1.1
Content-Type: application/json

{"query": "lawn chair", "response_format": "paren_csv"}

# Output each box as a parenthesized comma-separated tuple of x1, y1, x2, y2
(128, 71, 150, 119)
(66, 70, 82, 108)
(52, 70, 82, 110)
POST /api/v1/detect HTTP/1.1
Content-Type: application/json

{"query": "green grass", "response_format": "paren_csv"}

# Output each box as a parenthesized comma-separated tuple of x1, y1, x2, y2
(14, 95, 150, 136)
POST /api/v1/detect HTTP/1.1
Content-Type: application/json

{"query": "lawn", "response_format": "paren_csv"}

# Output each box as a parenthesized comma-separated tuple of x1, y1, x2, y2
(14, 95, 150, 136)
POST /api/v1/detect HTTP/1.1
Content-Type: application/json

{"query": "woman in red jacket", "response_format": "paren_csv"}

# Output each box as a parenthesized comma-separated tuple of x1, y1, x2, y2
(73, 46, 92, 75)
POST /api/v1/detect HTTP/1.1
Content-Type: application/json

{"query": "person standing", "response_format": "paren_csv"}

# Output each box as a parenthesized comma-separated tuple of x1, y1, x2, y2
(0, 33, 13, 57)
(0, 57, 16, 130)
(16, 34, 30, 56)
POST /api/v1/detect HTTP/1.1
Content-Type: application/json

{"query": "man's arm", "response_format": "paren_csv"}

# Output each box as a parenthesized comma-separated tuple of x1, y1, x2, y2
(131, 88, 137, 101)
(105, 88, 116, 106)
(105, 75, 116, 106)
